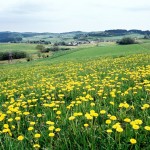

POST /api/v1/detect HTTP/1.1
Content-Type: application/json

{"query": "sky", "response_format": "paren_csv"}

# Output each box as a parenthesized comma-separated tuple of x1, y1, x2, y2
(0, 0, 150, 32)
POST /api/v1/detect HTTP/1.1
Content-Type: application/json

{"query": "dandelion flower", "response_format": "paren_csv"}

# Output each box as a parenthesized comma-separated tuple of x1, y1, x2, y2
(28, 127, 34, 131)
(48, 126, 55, 131)
(100, 110, 106, 114)
(106, 129, 112, 133)
(130, 138, 137, 144)
(84, 124, 89, 127)
(110, 116, 117, 120)
(105, 120, 111, 124)
(49, 133, 55, 137)
(124, 118, 131, 123)
(144, 126, 150, 131)
(55, 128, 61, 132)
(17, 135, 24, 141)
(37, 114, 42, 117)
(69, 116, 75, 120)
(116, 127, 123, 132)
(33, 144, 40, 148)
(56, 111, 61, 115)
(132, 125, 139, 130)
(34, 133, 41, 138)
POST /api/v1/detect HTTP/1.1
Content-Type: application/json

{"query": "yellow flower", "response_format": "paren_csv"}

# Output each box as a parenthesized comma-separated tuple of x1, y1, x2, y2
(2, 128, 10, 133)
(77, 112, 83, 116)
(92, 113, 98, 117)
(110, 101, 114, 105)
(132, 125, 139, 130)
(48, 126, 55, 131)
(28, 127, 34, 131)
(130, 121, 135, 126)
(30, 122, 35, 126)
(110, 116, 117, 120)
(100, 110, 106, 114)
(107, 114, 111, 117)
(116, 127, 123, 132)
(134, 119, 143, 125)
(11, 125, 15, 129)
(106, 129, 112, 133)
(69, 116, 75, 120)
(15, 117, 21, 121)
(105, 119, 111, 124)
(33, 144, 40, 148)
(85, 113, 93, 120)
(55, 128, 61, 132)
(84, 124, 89, 127)
(49, 133, 55, 137)
(56, 111, 61, 115)
(8, 118, 13, 122)
(124, 103, 129, 108)
(112, 123, 120, 129)
(3, 124, 9, 128)
(37, 114, 42, 117)
(34, 133, 41, 138)
(56, 116, 61, 119)
(90, 103, 95, 106)
(124, 118, 131, 123)
(144, 126, 150, 131)
(17, 135, 24, 141)
(89, 110, 98, 117)
(23, 112, 30, 115)
(46, 121, 54, 125)
(8, 131, 12, 136)
(130, 138, 137, 144)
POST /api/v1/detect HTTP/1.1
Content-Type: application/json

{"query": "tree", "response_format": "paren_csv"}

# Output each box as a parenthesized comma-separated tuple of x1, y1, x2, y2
(117, 37, 136, 45)
(50, 45, 59, 51)
(144, 35, 150, 39)
(36, 45, 45, 52)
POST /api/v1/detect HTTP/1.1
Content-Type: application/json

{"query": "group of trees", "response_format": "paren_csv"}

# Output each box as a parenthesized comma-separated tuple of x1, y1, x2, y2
(26, 40, 51, 45)
(0, 32, 22, 43)
(144, 34, 150, 39)
(0, 51, 27, 61)
(116, 37, 137, 45)
(36, 44, 70, 53)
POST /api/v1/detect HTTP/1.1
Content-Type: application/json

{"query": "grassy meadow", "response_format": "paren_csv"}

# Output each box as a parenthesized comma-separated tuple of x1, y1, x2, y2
(0, 43, 37, 53)
(0, 42, 150, 150)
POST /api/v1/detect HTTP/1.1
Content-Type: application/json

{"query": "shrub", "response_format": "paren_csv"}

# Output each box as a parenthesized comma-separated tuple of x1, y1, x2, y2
(26, 54, 33, 62)
(37, 52, 42, 58)
(40, 48, 50, 53)
(50, 46, 59, 51)
(0, 51, 27, 60)
(42, 54, 46, 58)
(144, 35, 150, 39)
(60, 48, 70, 51)
(117, 37, 136, 45)
(36, 45, 45, 52)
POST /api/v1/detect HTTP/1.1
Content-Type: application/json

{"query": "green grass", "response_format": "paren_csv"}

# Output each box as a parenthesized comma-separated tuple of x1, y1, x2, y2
(0, 41, 149, 66)
(0, 40, 150, 149)
(43, 43, 150, 63)
(0, 53, 150, 149)
(0, 43, 38, 53)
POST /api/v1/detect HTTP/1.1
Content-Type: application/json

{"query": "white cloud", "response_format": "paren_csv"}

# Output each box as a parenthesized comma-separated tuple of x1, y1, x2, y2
(0, 0, 149, 32)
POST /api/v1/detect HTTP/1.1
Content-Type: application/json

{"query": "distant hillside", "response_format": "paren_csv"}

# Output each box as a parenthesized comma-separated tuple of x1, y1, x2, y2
(0, 29, 149, 43)
(0, 32, 22, 42)
(105, 29, 150, 36)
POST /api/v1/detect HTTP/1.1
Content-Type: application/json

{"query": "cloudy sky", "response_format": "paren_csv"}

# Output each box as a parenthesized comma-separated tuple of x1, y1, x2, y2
(0, 0, 150, 32)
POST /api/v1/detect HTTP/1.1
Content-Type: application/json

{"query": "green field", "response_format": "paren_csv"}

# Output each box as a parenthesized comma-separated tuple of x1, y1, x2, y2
(0, 43, 38, 53)
(52, 44, 149, 60)
(0, 42, 150, 150)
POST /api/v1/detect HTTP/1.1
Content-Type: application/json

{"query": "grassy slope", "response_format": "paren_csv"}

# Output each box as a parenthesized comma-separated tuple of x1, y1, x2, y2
(45, 43, 150, 62)
(0, 43, 37, 53)
(0, 42, 149, 66)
